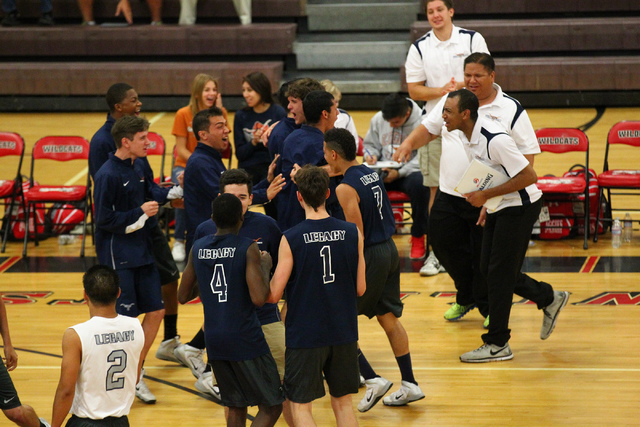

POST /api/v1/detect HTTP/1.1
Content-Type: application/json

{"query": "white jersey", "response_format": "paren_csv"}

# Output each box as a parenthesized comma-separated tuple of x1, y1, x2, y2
(405, 24, 489, 115)
(70, 315, 144, 419)
(460, 118, 542, 211)
(422, 83, 540, 197)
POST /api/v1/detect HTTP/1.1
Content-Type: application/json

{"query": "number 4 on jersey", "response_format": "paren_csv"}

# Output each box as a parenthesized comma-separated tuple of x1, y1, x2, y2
(210, 264, 228, 302)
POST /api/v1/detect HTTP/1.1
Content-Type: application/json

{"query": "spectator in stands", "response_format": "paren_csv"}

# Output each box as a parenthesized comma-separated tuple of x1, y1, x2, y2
(363, 93, 429, 260)
(320, 79, 359, 149)
(171, 74, 227, 262)
(234, 71, 286, 218)
(179, 0, 250, 25)
(404, 0, 489, 276)
(1, 0, 53, 26)
(76, 0, 162, 25)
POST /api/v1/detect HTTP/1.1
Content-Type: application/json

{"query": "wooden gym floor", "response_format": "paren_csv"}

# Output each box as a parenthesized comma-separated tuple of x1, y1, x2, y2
(1, 107, 640, 426)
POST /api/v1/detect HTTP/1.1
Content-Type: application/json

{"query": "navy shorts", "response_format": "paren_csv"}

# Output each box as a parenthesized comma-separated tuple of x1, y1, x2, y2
(284, 342, 359, 403)
(115, 263, 164, 317)
(0, 360, 21, 411)
(358, 238, 403, 319)
(66, 415, 129, 427)
(149, 222, 180, 286)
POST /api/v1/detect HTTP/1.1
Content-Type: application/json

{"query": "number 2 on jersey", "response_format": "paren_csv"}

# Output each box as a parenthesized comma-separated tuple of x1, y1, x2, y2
(372, 185, 384, 220)
(210, 264, 228, 302)
(320, 245, 335, 284)
(106, 349, 127, 391)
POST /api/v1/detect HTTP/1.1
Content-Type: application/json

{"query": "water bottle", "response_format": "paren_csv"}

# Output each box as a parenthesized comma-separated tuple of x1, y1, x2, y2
(611, 218, 622, 248)
(624, 213, 633, 243)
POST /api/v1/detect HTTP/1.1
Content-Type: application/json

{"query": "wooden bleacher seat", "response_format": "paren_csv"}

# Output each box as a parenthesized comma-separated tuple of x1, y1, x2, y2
(0, 62, 283, 96)
(425, 0, 640, 15)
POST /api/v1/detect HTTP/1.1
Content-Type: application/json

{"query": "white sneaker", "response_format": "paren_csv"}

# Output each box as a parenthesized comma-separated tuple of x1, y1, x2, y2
(359, 375, 365, 387)
(357, 377, 393, 412)
(172, 241, 186, 262)
(541, 291, 569, 340)
(195, 370, 221, 401)
(39, 418, 51, 427)
(382, 380, 425, 406)
(135, 369, 157, 404)
(155, 336, 182, 363)
(460, 343, 513, 363)
(174, 343, 206, 378)
(420, 252, 445, 276)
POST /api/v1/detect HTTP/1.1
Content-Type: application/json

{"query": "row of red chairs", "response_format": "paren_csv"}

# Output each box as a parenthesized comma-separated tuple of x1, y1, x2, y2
(535, 122, 640, 249)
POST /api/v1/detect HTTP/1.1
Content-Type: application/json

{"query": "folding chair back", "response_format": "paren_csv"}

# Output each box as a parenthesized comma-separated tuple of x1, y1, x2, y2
(0, 132, 26, 253)
(147, 131, 167, 183)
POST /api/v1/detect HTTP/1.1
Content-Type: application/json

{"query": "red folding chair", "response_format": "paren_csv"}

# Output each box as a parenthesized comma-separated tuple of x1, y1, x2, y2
(0, 132, 26, 253)
(535, 128, 590, 249)
(594, 121, 640, 242)
(147, 131, 167, 184)
(23, 136, 92, 257)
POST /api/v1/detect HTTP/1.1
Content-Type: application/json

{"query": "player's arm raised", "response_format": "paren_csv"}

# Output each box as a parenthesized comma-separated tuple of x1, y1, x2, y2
(246, 242, 272, 307)
(267, 235, 293, 304)
(336, 184, 364, 236)
(178, 250, 199, 304)
(52, 328, 82, 427)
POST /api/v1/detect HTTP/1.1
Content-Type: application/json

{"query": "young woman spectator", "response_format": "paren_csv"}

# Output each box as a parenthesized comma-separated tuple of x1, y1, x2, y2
(170, 74, 227, 261)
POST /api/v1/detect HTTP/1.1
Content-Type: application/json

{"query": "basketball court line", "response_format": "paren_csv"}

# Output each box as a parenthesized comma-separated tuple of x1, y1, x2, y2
(63, 112, 167, 186)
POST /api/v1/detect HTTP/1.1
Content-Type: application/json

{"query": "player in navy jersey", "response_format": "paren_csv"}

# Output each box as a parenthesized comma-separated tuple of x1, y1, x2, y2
(324, 128, 425, 412)
(194, 169, 292, 426)
(178, 194, 283, 427)
(268, 165, 365, 427)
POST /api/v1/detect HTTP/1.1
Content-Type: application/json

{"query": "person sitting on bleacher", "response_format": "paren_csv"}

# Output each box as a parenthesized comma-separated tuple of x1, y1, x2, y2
(363, 93, 429, 260)
(1, 0, 53, 26)
(76, 0, 162, 25)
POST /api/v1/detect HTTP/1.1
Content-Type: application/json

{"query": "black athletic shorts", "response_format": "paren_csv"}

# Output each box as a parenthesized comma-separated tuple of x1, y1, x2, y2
(115, 263, 164, 317)
(284, 342, 359, 403)
(358, 238, 403, 319)
(150, 223, 180, 286)
(210, 353, 284, 408)
(0, 360, 21, 410)
(66, 415, 129, 427)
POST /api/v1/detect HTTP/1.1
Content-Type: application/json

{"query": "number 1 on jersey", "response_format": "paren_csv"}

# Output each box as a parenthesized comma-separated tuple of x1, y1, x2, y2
(320, 245, 335, 284)
(210, 264, 228, 302)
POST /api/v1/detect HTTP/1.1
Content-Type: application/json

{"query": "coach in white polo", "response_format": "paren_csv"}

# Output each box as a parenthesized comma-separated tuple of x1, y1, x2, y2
(404, 0, 489, 275)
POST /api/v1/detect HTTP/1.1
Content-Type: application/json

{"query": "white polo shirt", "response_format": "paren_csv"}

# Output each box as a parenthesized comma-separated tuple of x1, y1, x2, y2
(422, 83, 540, 197)
(405, 24, 489, 115)
(460, 118, 542, 211)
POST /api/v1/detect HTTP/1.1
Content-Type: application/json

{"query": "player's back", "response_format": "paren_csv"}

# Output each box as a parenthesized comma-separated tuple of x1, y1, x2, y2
(70, 315, 144, 419)
(192, 233, 270, 361)
(283, 217, 359, 349)
(341, 164, 395, 246)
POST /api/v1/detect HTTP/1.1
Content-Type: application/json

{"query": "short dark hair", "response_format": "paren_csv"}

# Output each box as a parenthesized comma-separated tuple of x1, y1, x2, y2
(193, 107, 224, 141)
(220, 168, 253, 195)
(324, 128, 356, 162)
(464, 52, 495, 74)
(295, 165, 329, 211)
(381, 93, 410, 121)
(426, 0, 453, 10)
(83, 264, 120, 306)
(448, 89, 479, 122)
(286, 78, 325, 101)
(211, 193, 243, 229)
(242, 72, 274, 109)
(303, 91, 334, 125)
(106, 83, 134, 113)
(111, 115, 149, 149)
(277, 79, 301, 107)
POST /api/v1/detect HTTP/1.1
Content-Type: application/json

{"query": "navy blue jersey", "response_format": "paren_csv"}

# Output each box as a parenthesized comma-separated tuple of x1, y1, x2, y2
(234, 104, 287, 170)
(341, 164, 395, 246)
(268, 117, 299, 162)
(195, 211, 282, 325)
(183, 143, 227, 253)
(283, 217, 359, 349)
(193, 233, 270, 361)
(94, 154, 170, 269)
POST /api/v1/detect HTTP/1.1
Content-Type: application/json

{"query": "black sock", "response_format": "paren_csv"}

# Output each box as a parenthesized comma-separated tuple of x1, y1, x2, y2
(204, 363, 211, 373)
(358, 349, 378, 380)
(396, 353, 417, 385)
(188, 328, 206, 350)
(163, 314, 178, 341)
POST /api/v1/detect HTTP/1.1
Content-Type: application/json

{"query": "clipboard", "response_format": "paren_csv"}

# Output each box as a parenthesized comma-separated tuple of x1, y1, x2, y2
(455, 159, 510, 211)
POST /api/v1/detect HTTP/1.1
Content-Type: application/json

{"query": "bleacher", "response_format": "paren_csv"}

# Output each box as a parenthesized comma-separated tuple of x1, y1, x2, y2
(1, 0, 640, 110)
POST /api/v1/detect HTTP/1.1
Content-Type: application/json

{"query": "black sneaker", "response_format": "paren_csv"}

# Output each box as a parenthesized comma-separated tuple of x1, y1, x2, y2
(1, 10, 20, 26)
(38, 12, 54, 26)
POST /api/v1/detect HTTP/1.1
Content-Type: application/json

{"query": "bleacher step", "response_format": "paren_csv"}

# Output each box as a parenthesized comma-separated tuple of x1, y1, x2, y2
(306, 0, 420, 31)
